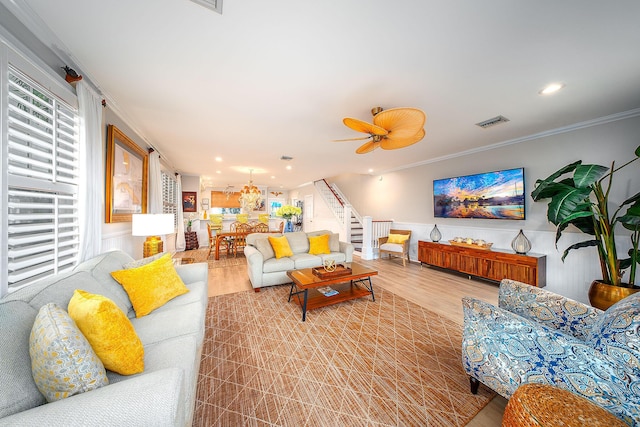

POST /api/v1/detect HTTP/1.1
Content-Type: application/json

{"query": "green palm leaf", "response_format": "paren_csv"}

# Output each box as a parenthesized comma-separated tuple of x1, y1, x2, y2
(547, 185, 592, 225)
(561, 240, 598, 262)
(531, 161, 581, 200)
(573, 164, 609, 188)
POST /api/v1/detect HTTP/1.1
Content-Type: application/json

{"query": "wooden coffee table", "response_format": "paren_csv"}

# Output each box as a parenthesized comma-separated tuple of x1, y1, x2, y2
(287, 262, 377, 321)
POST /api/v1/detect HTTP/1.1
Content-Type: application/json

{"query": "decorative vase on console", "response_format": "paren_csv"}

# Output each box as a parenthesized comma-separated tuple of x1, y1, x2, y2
(511, 229, 531, 254)
(430, 224, 442, 242)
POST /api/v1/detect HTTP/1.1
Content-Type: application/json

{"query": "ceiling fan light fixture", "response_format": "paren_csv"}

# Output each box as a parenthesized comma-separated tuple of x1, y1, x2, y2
(338, 106, 427, 154)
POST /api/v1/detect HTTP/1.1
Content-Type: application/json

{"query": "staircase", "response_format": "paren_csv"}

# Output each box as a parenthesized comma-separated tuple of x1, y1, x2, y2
(349, 214, 363, 251)
(314, 179, 364, 252)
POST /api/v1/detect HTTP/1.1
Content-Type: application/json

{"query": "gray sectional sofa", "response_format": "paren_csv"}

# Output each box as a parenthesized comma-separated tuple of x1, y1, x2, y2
(244, 230, 354, 290)
(0, 250, 208, 427)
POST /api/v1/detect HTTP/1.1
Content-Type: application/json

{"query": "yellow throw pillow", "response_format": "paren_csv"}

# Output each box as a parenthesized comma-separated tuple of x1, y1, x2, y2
(387, 233, 410, 244)
(268, 235, 294, 259)
(110, 253, 189, 317)
(68, 290, 144, 375)
(308, 234, 331, 255)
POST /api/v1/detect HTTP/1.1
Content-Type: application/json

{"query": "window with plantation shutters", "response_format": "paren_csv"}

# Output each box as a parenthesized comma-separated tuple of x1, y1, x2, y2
(162, 171, 178, 228)
(4, 66, 80, 292)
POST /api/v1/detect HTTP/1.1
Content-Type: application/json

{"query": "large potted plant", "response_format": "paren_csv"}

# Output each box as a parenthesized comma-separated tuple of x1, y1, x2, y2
(531, 145, 640, 309)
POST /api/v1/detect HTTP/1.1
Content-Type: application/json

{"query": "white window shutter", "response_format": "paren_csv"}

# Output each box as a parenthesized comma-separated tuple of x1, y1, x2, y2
(4, 66, 80, 291)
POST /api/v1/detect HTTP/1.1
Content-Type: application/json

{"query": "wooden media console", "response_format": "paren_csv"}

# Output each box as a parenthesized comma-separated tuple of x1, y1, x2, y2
(418, 240, 546, 287)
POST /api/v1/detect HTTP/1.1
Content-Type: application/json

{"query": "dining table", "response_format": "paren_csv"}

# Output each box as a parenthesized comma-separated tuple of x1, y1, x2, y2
(213, 228, 279, 260)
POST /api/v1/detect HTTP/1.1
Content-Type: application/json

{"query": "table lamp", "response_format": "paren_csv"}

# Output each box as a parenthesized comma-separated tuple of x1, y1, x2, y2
(132, 214, 175, 257)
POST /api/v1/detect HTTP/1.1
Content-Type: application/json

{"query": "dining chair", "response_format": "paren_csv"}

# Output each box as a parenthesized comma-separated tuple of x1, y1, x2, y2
(258, 213, 269, 224)
(236, 214, 249, 224)
(209, 214, 223, 234)
(252, 222, 269, 233)
(233, 222, 253, 257)
(207, 222, 230, 258)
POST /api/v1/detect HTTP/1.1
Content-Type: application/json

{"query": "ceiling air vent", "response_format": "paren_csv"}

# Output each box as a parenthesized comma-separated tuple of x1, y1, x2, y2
(475, 115, 510, 129)
(190, 0, 222, 14)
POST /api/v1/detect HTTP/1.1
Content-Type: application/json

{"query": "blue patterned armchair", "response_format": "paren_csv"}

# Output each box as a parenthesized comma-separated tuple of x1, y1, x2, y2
(462, 279, 640, 426)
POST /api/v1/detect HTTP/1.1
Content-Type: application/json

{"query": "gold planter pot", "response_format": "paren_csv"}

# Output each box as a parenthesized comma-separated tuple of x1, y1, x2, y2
(588, 280, 640, 311)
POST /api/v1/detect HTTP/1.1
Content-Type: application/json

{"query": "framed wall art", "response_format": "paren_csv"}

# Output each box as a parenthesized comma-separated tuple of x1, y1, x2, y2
(182, 191, 197, 212)
(105, 124, 148, 223)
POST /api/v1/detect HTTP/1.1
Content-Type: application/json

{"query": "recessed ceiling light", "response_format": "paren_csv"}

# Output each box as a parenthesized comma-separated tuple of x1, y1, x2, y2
(368, 169, 374, 173)
(286, 165, 292, 170)
(216, 170, 221, 174)
(539, 83, 565, 95)
(271, 176, 276, 179)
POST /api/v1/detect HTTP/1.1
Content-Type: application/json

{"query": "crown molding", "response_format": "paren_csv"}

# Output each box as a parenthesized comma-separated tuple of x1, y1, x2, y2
(0, 0, 177, 169)
(382, 108, 640, 174)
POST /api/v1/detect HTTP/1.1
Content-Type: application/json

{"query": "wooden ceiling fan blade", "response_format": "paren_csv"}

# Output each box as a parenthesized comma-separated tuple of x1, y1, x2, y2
(355, 140, 381, 154)
(373, 108, 426, 138)
(332, 136, 372, 142)
(381, 129, 426, 150)
(343, 117, 388, 136)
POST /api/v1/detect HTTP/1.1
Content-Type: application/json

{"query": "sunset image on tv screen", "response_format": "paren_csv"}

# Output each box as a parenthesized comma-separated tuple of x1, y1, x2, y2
(433, 168, 525, 219)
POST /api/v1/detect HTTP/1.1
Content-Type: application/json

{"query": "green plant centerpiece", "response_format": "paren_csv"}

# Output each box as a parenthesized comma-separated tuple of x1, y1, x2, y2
(531, 145, 640, 309)
(276, 204, 302, 232)
(275, 204, 302, 220)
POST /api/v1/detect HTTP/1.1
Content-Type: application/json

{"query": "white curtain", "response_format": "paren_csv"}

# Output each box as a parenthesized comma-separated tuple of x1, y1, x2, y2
(77, 81, 103, 261)
(148, 151, 162, 214)
(175, 174, 186, 251)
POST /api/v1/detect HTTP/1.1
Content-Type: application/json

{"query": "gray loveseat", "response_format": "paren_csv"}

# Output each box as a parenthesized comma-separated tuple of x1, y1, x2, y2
(0, 250, 208, 427)
(244, 230, 354, 290)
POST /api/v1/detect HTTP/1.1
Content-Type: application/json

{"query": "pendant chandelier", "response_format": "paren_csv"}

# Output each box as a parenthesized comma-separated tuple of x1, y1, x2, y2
(238, 169, 262, 212)
(222, 185, 234, 200)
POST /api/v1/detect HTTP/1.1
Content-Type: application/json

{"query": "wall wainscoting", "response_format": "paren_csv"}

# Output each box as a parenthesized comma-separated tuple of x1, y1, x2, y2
(390, 222, 633, 305)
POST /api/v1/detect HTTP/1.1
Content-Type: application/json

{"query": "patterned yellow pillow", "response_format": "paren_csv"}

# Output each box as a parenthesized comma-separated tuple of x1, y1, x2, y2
(308, 234, 331, 255)
(29, 303, 108, 402)
(68, 290, 144, 375)
(110, 253, 189, 317)
(268, 235, 294, 259)
(387, 233, 410, 244)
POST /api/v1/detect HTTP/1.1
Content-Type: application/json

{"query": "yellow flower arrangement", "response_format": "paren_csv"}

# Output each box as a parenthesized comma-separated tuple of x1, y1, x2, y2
(275, 205, 301, 219)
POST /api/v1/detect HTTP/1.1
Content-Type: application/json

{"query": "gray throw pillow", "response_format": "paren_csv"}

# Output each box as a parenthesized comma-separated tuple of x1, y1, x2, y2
(329, 233, 340, 252)
(255, 238, 275, 261)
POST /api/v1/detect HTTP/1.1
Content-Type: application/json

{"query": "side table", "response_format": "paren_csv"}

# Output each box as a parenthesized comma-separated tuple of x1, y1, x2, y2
(185, 231, 199, 250)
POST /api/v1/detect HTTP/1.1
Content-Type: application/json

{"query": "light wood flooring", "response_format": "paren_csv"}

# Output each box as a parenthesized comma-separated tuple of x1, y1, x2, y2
(205, 253, 507, 425)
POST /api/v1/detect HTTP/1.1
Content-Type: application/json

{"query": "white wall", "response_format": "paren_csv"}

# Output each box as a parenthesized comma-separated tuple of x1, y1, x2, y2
(318, 114, 640, 304)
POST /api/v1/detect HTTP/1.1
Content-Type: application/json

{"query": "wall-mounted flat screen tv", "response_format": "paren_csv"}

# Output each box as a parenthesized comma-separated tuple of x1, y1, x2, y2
(433, 167, 525, 219)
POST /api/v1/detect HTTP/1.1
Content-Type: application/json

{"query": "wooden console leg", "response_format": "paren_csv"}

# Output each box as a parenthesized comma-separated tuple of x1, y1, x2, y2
(254, 288, 260, 293)
(470, 377, 480, 394)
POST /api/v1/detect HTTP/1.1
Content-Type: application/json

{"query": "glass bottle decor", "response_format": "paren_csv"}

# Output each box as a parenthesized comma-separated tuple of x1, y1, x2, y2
(511, 229, 532, 254)
(430, 224, 442, 242)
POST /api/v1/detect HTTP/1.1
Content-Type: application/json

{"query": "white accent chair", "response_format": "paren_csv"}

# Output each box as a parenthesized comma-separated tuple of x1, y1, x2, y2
(378, 229, 411, 266)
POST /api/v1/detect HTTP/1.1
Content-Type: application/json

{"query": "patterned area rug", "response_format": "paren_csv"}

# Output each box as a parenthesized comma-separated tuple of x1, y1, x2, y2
(173, 248, 245, 269)
(194, 285, 494, 426)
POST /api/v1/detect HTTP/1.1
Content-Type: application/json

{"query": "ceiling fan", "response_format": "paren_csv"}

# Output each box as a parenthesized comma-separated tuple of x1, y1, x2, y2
(335, 107, 426, 154)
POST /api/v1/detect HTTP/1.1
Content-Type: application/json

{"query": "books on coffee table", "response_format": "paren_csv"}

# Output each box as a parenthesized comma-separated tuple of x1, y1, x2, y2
(317, 286, 338, 297)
